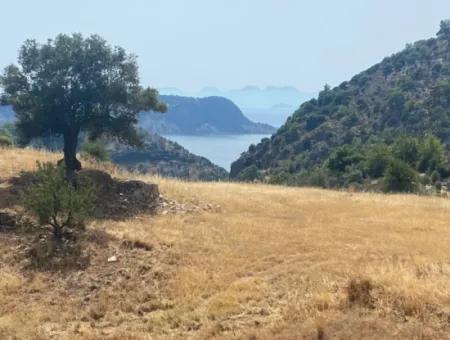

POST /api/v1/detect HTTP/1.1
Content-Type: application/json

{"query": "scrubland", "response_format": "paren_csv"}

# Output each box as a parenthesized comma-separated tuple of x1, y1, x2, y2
(0, 148, 449, 339)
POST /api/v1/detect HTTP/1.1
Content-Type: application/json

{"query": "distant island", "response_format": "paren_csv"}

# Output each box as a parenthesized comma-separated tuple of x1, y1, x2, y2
(139, 95, 276, 135)
(158, 86, 317, 127)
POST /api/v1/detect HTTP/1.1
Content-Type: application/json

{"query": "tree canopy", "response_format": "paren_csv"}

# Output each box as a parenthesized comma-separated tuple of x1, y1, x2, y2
(0, 33, 166, 174)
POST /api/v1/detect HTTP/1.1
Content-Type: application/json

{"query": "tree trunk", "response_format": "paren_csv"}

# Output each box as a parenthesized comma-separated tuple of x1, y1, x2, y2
(63, 129, 81, 181)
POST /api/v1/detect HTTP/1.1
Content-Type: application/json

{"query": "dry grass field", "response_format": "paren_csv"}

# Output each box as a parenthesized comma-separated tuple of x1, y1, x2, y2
(0, 147, 449, 339)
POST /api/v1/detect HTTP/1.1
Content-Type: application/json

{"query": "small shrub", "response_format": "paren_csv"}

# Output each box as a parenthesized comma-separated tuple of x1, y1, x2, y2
(238, 165, 259, 181)
(383, 159, 418, 192)
(23, 162, 97, 238)
(0, 134, 13, 147)
(346, 278, 374, 308)
(81, 139, 110, 162)
(431, 170, 441, 183)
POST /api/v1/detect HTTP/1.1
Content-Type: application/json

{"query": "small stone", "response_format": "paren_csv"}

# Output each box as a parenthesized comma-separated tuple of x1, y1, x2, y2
(162, 210, 169, 215)
(107, 256, 118, 263)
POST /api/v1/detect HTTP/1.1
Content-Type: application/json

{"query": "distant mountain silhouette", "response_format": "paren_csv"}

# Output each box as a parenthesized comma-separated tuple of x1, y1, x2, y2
(157, 86, 316, 127)
(139, 95, 276, 135)
(158, 85, 315, 109)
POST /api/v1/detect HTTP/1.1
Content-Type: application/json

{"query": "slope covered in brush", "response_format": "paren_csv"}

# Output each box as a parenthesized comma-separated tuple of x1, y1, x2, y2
(231, 22, 450, 185)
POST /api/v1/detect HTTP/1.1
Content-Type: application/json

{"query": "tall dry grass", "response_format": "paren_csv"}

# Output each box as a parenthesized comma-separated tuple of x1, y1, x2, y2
(0, 147, 449, 339)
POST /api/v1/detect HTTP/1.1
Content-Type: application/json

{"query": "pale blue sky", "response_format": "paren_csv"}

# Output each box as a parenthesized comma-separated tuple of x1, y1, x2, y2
(1, 0, 449, 92)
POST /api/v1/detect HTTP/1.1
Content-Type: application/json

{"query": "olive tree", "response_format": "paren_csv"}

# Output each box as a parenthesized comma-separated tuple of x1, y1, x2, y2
(0, 33, 166, 177)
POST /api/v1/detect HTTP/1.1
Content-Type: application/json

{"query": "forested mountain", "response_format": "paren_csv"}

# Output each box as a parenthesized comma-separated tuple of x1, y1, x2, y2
(139, 95, 275, 135)
(231, 21, 450, 190)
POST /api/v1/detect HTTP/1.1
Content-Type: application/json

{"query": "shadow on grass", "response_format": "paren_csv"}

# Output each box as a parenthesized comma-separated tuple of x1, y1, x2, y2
(0, 168, 160, 221)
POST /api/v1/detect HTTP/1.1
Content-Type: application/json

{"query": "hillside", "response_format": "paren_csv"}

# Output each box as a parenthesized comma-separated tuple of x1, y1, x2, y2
(139, 95, 276, 135)
(0, 148, 449, 339)
(110, 131, 228, 181)
(231, 22, 450, 184)
(0, 107, 228, 181)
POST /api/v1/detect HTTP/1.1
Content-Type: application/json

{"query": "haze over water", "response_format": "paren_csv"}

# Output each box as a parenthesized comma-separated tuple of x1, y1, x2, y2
(163, 134, 270, 170)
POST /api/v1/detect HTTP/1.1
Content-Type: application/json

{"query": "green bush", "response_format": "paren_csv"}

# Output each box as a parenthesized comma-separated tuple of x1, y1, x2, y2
(81, 139, 110, 162)
(327, 145, 363, 172)
(23, 162, 97, 238)
(268, 171, 292, 185)
(383, 159, 418, 192)
(392, 135, 419, 165)
(365, 144, 391, 178)
(0, 134, 13, 147)
(238, 165, 259, 181)
(417, 134, 444, 172)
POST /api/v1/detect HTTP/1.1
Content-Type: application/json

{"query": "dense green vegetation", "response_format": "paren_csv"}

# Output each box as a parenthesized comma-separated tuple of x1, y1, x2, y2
(0, 33, 166, 176)
(231, 21, 450, 192)
(257, 134, 449, 193)
(0, 123, 14, 147)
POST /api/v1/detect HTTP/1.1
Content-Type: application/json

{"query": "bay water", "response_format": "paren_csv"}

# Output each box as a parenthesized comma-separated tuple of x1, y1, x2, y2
(163, 134, 270, 171)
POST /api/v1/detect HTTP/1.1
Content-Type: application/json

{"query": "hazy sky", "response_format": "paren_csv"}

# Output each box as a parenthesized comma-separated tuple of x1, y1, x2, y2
(1, 0, 449, 92)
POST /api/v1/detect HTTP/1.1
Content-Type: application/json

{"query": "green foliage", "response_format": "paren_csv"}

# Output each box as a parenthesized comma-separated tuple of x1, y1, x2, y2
(0, 33, 166, 172)
(327, 145, 363, 172)
(0, 134, 13, 147)
(23, 162, 97, 238)
(437, 19, 450, 37)
(391, 135, 419, 164)
(306, 114, 326, 131)
(268, 171, 291, 185)
(231, 22, 450, 192)
(417, 134, 444, 172)
(383, 159, 418, 193)
(81, 139, 110, 162)
(431, 170, 441, 183)
(0, 123, 15, 147)
(238, 165, 259, 181)
(364, 144, 391, 178)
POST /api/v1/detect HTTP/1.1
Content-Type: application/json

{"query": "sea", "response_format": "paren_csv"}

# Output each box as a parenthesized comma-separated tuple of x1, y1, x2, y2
(162, 134, 271, 171)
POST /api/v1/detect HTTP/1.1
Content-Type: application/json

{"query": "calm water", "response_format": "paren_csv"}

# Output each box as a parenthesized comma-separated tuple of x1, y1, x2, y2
(163, 134, 270, 170)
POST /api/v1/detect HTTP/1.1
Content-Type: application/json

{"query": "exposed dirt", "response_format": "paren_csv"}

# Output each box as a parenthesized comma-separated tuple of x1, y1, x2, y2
(0, 168, 219, 220)
(0, 222, 180, 339)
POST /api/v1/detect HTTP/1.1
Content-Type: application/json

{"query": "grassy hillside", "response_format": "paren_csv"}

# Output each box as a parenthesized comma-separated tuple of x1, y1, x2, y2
(1, 148, 450, 339)
(231, 21, 450, 188)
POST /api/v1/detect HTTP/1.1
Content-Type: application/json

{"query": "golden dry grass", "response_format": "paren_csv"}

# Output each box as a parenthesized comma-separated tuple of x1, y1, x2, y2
(0, 147, 449, 339)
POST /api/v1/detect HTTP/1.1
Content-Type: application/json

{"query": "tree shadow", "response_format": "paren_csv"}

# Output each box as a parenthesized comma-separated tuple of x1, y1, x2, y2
(0, 169, 160, 221)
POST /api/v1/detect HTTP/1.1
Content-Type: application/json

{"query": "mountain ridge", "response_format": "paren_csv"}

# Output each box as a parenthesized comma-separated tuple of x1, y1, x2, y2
(139, 95, 276, 135)
(231, 21, 450, 184)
